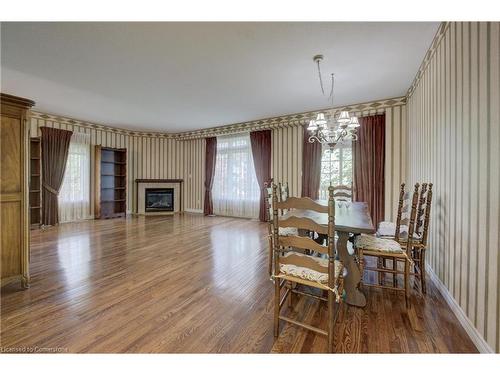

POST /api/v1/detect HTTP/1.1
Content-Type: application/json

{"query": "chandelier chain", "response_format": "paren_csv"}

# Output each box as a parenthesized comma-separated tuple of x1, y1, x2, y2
(316, 58, 325, 95)
(328, 73, 335, 106)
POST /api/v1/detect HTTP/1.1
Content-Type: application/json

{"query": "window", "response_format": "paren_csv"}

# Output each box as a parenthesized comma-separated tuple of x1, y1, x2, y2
(212, 133, 260, 219)
(58, 133, 91, 223)
(319, 141, 353, 200)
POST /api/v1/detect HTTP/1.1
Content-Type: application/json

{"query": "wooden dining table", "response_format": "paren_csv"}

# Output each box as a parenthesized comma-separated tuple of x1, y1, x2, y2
(280, 200, 375, 307)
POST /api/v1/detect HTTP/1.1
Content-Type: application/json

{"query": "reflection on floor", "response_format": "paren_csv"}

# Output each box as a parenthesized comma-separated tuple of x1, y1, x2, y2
(0, 214, 477, 353)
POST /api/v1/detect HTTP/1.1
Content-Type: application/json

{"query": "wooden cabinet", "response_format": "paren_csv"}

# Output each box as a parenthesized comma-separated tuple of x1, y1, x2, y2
(1, 93, 35, 288)
(29, 137, 42, 228)
(94, 146, 127, 219)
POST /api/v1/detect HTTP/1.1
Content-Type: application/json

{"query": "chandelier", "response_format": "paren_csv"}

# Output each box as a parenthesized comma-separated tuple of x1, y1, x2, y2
(307, 54, 360, 148)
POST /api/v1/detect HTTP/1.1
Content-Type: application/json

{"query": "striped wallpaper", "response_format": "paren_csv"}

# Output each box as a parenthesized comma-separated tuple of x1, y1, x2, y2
(271, 124, 303, 197)
(406, 22, 499, 352)
(384, 105, 408, 222)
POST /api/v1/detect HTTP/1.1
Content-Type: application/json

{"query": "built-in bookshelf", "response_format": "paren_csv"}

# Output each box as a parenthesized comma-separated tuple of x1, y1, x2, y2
(29, 137, 42, 228)
(94, 146, 127, 219)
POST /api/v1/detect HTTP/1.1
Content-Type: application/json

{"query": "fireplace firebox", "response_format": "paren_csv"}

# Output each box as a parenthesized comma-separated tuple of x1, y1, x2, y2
(145, 188, 174, 212)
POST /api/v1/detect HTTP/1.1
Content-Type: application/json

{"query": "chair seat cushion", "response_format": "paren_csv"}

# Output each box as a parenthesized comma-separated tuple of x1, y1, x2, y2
(278, 227, 299, 236)
(398, 232, 422, 242)
(377, 221, 403, 237)
(354, 234, 403, 253)
(377, 221, 409, 236)
(376, 221, 421, 240)
(278, 252, 343, 284)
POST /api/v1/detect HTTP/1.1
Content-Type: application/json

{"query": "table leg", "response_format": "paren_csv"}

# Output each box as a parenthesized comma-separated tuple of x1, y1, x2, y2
(337, 231, 366, 307)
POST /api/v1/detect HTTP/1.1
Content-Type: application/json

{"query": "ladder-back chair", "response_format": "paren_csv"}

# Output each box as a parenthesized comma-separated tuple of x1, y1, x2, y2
(378, 183, 433, 293)
(272, 185, 344, 352)
(355, 183, 420, 306)
(377, 183, 409, 285)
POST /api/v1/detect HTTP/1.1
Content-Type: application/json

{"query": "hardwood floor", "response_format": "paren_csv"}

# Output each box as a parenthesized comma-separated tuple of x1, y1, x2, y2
(0, 214, 477, 353)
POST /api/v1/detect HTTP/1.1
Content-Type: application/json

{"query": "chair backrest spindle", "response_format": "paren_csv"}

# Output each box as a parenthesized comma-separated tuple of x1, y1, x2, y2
(264, 179, 274, 276)
(327, 186, 336, 290)
(415, 183, 428, 237)
(272, 183, 280, 277)
(394, 183, 406, 242)
(421, 183, 433, 246)
(404, 183, 420, 252)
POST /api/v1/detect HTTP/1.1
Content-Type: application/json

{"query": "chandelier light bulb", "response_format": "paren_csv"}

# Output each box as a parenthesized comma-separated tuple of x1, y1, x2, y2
(348, 116, 360, 128)
(338, 111, 351, 123)
(307, 119, 318, 131)
(315, 112, 327, 126)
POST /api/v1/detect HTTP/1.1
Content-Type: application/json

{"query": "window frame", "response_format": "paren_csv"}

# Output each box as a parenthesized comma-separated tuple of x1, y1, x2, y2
(319, 141, 353, 199)
(212, 133, 260, 218)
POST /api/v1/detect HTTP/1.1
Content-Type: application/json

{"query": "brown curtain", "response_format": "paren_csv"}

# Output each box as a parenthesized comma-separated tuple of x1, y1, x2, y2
(353, 114, 385, 227)
(301, 125, 322, 199)
(41, 127, 73, 226)
(250, 130, 272, 222)
(204, 137, 217, 215)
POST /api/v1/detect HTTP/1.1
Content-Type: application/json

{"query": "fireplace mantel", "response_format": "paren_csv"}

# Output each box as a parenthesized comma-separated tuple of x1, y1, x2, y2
(135, 179, 183, 215)
(135, 179, 183, 184)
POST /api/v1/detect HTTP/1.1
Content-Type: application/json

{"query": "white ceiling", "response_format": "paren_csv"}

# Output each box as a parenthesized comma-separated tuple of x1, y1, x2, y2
(1, 22, 439, 133)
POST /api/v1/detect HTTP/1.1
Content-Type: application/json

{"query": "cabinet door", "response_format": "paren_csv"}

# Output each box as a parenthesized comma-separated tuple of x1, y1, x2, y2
(1, 116, 21, 193)
(1, 201, 22, 278)
(0, 115, 22, 279)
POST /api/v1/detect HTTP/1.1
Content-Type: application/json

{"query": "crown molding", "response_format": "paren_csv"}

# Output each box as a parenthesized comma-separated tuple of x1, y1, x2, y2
(406, 22, 450, 99)
(31, 96, 406, 141)
(30, 111, 177, 139)
(175, 96, 406, 140)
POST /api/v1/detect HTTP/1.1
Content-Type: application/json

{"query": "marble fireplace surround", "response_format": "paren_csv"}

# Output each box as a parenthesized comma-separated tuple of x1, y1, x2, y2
(135, 179, 183, 215)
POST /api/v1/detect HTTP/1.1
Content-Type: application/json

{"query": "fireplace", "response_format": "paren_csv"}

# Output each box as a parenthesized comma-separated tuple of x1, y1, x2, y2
(145, 188, 174, 212)
(135, 179, 183, 215)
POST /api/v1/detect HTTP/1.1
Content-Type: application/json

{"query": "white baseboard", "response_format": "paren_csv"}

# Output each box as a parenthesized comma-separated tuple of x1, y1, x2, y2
(426, 263, 494, 353)
(184, 209, 203, 214)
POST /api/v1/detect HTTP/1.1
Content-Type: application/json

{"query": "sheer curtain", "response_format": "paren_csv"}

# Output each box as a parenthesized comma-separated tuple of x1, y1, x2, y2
(58, 132, 91, 223)
(212, 133, 260, 219)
